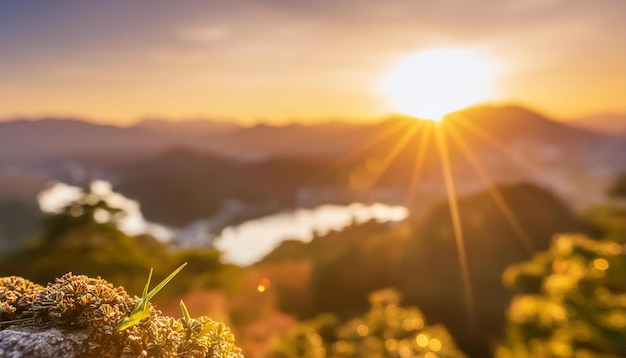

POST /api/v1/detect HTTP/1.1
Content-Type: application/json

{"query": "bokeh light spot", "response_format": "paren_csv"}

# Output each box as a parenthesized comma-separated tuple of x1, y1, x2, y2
(593, 258, 609, 271)
(415, 333, 429, 347)
(428, 338, 442, 352)
(356, 323, 369, 337)
(257, 277, 270, 293)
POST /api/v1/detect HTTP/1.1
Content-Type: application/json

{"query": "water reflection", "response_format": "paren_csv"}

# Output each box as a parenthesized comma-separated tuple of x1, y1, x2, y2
(214, 203, 408, 266)
(37, 180, 408, 266)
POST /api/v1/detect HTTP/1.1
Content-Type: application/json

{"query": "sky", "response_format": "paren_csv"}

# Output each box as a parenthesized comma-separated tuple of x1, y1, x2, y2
(0, 0, 624, 125)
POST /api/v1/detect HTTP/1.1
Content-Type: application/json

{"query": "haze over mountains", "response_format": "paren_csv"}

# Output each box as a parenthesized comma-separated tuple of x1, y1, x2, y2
(567, 113, 626, 135)
(0, 104, 624, 245)
(1, 105, 624, 162)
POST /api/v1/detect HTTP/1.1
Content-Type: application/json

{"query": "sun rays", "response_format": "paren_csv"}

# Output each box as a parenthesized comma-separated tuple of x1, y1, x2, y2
(445, 122, 534, 254)
(307, 109, 538, 328)
(359, 121, 423, 192)
(406, 123, 434, 209)
(285, 38, 536, 326)
(434, 121, 475, 327)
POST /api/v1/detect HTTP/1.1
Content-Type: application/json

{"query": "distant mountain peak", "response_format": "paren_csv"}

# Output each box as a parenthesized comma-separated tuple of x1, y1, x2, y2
(448, 103, 548, 122)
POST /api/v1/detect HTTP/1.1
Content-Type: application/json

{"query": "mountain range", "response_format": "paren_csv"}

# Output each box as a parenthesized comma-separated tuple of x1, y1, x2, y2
(1, 105, 623, 164)
(0, 104, 624, 242)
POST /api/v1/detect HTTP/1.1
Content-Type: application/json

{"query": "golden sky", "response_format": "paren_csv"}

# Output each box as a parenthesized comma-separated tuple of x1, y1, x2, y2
(0, 1, 624, 125)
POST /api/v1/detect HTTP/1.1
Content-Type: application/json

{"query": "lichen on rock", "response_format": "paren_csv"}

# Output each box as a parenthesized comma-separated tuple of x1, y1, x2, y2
(0, 273, 243, 358)
(0, 276, 44, 321)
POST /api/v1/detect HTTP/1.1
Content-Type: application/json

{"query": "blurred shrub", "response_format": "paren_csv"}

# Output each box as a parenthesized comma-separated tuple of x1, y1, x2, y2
(262, 183, 591, 357)
(608, 172, 626, 200)
(583, 172, 626, 244)
(274, 288, 466, 358)
(583, 205, 626, 244)
(498, 234, 626, 357)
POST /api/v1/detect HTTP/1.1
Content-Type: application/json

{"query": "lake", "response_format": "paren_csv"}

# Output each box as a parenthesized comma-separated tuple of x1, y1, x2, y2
(213, 203, 408, 266)
(38, 180, 408, 266)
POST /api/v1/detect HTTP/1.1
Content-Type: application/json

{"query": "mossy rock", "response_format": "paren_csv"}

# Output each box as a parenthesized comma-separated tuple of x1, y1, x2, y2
(0, 274, 243, 357)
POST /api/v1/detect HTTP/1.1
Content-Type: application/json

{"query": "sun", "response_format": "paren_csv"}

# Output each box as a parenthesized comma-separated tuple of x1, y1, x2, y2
(381, 48, 496, 121)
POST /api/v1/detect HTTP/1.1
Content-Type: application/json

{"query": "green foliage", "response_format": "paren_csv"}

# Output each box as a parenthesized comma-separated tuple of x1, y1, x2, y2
(583, 205, 626, 244)
(260, 239, 310, 263)
(0, 199, 42, 248)
(399, 183, 592, 356)
(0, 187, 234, 297)
(264, 183, 589, 356)
(122, 305, 242, 358)
(607, 172, 626, 199)
(0, 226, 160, 294)
(258, 220, 408, 319)
(167, 250, 241, 295)
(0, 183, 246, 356)
(42, 186, 125, 242)
(275, 288, 466, 358)
(498, 234, 626, 357)
(117, 262, 187, 332)
(173, 300, 241, 357)
(309, 221, 409, 318)
(582, 172, 626, 244)
(0, 273, 243, 358)
(275, 313, 340, 358)
(0, 186, 158, 292)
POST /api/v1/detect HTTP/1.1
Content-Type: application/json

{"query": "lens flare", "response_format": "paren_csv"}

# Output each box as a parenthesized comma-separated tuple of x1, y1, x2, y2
(257, 277, 270, 293)
(381, 48, 496, 121)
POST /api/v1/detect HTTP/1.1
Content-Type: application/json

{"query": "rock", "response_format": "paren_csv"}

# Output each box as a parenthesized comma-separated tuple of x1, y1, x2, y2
(0, 324, 88, 358)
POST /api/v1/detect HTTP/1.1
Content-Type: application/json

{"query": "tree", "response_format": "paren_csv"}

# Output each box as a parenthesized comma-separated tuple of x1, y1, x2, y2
(583, 172, 626, 249)
(608, 172, 626, 200)
(0, 182, 229, 296)
(498, 234, 626, 357)
(275, 288, 466, 358)
(42, 184, 125, 243)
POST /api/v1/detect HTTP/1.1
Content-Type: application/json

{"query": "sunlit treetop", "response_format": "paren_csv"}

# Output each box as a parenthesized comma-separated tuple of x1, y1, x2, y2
(499, 234, 626, 357)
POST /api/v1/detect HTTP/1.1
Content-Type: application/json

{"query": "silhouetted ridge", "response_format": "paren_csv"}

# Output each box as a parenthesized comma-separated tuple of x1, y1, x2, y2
(447, 104, 601, 141)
